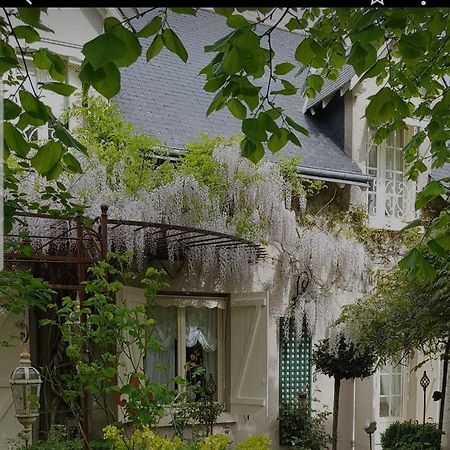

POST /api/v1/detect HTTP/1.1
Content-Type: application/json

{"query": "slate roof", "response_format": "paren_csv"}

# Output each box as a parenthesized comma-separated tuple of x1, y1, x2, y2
(304, 65, 355, 111)
(115, 8, 363, 178)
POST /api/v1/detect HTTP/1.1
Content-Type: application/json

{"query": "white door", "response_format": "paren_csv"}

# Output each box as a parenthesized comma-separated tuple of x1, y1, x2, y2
(373, 363, 405, 448)
(0, 310, 25, 449)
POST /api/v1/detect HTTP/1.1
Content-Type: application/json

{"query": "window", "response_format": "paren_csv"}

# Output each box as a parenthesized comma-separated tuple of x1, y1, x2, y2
(366, 128, 416, 228)
(145, 295, 226, 402)
(378, 363, 403, 418)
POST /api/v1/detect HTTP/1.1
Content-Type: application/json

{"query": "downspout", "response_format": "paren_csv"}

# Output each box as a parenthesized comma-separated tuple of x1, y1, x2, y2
(352, 379, 356, 450)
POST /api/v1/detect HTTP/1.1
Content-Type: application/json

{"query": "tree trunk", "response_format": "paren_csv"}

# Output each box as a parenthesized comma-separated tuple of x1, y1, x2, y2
(438, 335, 450, 450)
(332, 377, 341, 450)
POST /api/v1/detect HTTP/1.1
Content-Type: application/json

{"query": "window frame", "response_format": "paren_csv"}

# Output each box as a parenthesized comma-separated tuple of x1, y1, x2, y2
(146, 293, 228, 404)
(365, 127, 417, 229)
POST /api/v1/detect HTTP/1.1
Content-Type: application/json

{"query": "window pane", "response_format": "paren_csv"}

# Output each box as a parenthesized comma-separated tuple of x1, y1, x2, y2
(145, 306, 178, 386)
(186, 307, 218, 396)
(392, 374, 402, 395)
(395, 149, 403, 174)
(380, 375, 390, 396)
(386, 133, 394, 146)
(368, 146, 378, 169)
(396, 130, 405, 148)
(386, 148, 394, 171)
(390, 396, 402, 417)
(380, 397, 389, 417)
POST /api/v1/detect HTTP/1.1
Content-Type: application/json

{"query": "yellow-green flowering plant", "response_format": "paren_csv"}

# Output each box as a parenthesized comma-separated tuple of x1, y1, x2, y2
(198, 434, 231, 450)
(103, 425, 186, 450)
(236, 434, 272, 450)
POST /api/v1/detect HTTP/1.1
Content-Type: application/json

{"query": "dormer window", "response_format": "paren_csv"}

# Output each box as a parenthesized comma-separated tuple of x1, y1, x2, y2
(366, 128, 416, 229)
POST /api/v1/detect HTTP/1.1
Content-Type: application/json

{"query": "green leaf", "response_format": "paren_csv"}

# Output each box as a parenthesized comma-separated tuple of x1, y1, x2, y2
(347, 42, 377, 76)
(227, 14, 249, 28)
(4, 99, 22, 120)
(63, 153, 83, 174)
(286, 117, 309, 136)
(427, 235, 450, 259)
(274, 62, 296, 76)
(400, 218, 422, 231)
(272, 79, 297, 96)
(53, 123, 87, 155)
(162, 29, 188, 63)
(240, 137, 264, 163)
(295, 38, 325, 67)
(170, 7, 197, 15)
(82, 33, 126, 70)
(227, 98, 247, 119)
(398, 248, 436, 282)
(204, 77, 227, 93)
(398, 32, 428, 64)
(19, 90, 49, 121)
(146, 35, 164, 61)
(17, 8, 41, 26)
(214, 8, 234, 17)
(415, 181, 445, 210)
(14, 25, 40, 43)
(288, 131, 302, 147)
(32, 49, 66, 81)
(79, 61, 120, 100)
(242, 118, 267, 143)
(103, 17, 142, 67)
(31, 141, 63, 176)
(4, 123, 30, 158)
(42, 82, 77, 96)
(223, 47, 243, 75)
(0, 56, 18, 75)
(366, 87, 404, 125)
(351, 25, 384, 44)
(268, 128, 289, 153)
(137, 16, 162, 38)
(305, 74, 324, 94)
(206, 91, 226, 116)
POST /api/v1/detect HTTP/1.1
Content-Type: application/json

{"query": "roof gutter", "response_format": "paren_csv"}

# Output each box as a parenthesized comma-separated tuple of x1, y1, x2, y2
(149, 146, 372, 188)
(296, 165, 373, 188)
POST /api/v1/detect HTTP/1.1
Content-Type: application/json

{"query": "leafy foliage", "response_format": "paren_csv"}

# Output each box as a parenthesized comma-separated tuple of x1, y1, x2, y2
(279, 396, 331, 450)
(42, 252, 172, 430)
(0, 269, 53, 317)
(313, 333, 375, 381)
(381, 420, 440, 450)
(339, 251, 450, 365)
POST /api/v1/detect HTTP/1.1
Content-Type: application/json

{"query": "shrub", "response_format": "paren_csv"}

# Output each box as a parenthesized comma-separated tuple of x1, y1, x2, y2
(279, 396, 331, 450)
(198, 434, 231, 450)
(381, 420, 440, 450)
(236, 434, 272, 450)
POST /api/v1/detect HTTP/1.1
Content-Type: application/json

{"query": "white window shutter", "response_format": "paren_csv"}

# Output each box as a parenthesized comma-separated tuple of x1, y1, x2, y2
(229, 292, 269, 415)
(117, 287, 145, 421)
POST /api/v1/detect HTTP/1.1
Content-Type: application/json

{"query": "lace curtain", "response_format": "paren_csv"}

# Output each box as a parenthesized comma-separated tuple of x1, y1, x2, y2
(145, 304, 219, 387)
(145, 306, 177, 385)
(186, 306, 217, 382)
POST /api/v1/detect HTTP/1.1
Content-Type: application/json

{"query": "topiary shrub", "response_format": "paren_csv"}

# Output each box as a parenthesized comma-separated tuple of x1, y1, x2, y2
(381, 420, 440, 450)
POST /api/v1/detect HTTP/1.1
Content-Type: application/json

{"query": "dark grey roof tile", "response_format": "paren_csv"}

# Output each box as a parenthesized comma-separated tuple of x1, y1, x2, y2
(115, 8, 362, 176)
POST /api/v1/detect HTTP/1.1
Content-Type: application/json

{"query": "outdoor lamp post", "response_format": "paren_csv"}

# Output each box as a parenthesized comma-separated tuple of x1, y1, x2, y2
(10, 352, 42, 448)
(363, 419, 377, 450)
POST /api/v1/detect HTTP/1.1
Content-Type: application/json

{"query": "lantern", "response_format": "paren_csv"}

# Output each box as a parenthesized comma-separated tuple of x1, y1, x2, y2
(10, 352, 42, 447)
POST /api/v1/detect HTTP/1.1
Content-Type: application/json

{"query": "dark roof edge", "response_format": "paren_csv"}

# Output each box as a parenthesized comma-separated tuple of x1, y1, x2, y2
(296, 165, 372, 187)
(148, 146, 371, 187)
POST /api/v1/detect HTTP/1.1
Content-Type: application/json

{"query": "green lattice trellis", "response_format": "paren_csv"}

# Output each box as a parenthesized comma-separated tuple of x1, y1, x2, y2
(279, 317, 312, 445)
(279, 317, 312, 405)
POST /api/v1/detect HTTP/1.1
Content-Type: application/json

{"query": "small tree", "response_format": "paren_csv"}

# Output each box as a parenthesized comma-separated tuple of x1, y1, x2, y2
(313, 332, 375, 450)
